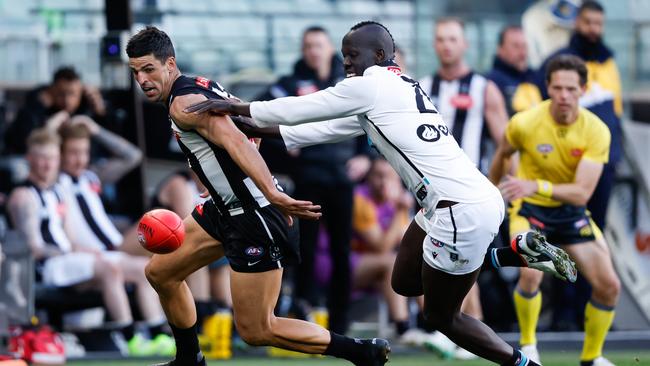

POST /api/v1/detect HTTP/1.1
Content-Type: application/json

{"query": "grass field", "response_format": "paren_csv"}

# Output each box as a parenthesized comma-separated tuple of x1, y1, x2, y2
(68, 350, 650, 366)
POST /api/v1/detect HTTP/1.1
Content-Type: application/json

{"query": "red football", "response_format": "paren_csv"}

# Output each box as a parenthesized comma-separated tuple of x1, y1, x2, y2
(137, 209, 185, 254)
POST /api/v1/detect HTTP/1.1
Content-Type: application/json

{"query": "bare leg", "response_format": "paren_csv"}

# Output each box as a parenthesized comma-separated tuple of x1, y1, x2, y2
(145, 215, 223, 328)
(230, 268, 330, 353)
(461, 283, 483, 320)
(391, 219, 425, 297)
(421, 265, 514, 363)
(91, 256, 132, 323)
(118, 253, 166, 323)
(354, 253, 408, 323)
(210, 264, 232, 308)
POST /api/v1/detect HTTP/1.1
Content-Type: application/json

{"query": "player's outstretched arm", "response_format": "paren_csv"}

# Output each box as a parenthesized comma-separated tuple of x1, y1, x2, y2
(171, 94, 321, 222)
(186, 76, 377, 128)
(488, 134, 516, 185)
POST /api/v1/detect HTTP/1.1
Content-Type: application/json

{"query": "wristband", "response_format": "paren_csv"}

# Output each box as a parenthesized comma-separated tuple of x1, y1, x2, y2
(536, 179, 553, 199)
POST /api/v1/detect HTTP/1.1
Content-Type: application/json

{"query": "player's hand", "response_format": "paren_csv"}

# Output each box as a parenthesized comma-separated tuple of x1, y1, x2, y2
(184, 99, 235, 115)
(498, 175, 537, 201)
(268, 191, 321, 225)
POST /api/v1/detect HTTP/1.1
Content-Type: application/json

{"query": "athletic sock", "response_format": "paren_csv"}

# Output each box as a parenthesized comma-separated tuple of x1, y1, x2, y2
(170, 322, 203, 364)
(487, 247, 527, 269)
(120, 323, 135, 341)
(502, 348, 540, 366)
(581, 300, 615, 362)
(513, 288, 541, 346)
(395, 320, 410, 336)
(323, 331, 365, 364)
(195, 301, 214, 333)
(416, 311, 435, 332)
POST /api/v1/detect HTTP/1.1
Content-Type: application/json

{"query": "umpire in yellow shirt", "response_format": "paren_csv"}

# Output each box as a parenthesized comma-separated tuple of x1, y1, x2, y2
(489, 54, 620, 366)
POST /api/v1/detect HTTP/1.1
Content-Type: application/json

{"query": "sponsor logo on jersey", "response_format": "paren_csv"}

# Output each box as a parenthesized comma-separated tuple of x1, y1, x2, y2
(417, 124, 441, 142)
(430, 237, 445, 248)
(537, 144, 554, 154)
(195, 76, 210, 89)
(245, 246, 264, 257)
(450, 94, 473, 110)
(387, 66, 402, 75)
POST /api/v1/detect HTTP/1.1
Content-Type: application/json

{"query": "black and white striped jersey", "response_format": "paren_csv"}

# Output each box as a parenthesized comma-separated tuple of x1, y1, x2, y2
(249, 62, 499, 220)
(419, 72, 493, 174)
(58, 171, 123, 250)
(166, 75, 269, 213)
(15, 181, 72, 252)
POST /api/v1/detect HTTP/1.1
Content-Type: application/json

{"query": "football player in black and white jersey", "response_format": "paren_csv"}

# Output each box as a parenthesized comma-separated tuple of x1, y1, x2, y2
(186, 21, 579, 366)
(126, 27, 390, 366)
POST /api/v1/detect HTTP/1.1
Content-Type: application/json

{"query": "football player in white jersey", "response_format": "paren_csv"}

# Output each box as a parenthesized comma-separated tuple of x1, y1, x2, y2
(186, 21, 578, 366)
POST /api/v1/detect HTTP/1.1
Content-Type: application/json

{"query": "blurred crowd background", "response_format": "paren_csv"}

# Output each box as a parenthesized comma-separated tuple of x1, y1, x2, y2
(0, 0, 649, 362)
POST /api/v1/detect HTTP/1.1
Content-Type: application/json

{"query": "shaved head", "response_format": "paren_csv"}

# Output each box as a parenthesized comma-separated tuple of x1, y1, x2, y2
(342, 21, 396, 77)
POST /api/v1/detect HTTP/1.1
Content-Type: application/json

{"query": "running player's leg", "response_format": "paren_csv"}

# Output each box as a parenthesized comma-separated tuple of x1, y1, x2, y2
(391, 218, 425, 297)
(421, 265, 532, 365)
(231, 268, 390, 365)
(561, 234, 620, 365)
(146, 214, 224, 365)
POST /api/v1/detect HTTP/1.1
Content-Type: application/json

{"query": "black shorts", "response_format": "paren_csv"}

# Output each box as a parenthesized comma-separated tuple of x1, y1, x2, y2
(509, 200, 602, 245)
(192, 200, 300, 273)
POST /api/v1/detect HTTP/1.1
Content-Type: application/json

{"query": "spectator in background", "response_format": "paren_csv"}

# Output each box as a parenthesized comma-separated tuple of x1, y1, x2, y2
(350, 159, 412, 340)
(487, 26, 543, 117)
(522, 0, 582, 68)
(256, 26, 371, 334)
(5, 129, 166, 356)
(56, 120, 176, 355)
(541, 0, 621, 230)
(418, 17, 509, 360)
(4, 67, 106, 155)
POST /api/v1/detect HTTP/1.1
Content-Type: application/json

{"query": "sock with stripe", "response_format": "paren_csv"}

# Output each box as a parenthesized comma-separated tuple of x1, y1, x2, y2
(502, 348, 540, 366)
(486, 247, 527, 269)
(580, 299, 615, 363)
(513, 287, 541, 346)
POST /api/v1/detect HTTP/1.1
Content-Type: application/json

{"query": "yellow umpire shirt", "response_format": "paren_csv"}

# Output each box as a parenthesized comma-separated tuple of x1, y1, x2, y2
(506, 100, 611, 208)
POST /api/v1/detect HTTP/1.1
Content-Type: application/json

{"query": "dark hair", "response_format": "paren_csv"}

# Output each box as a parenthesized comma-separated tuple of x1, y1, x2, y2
(435, 17, 465, 30)
(545, 54, 588, 86)
(498, 25, 523, 46)
(303, 26, 328, 37)
(350, 20, 396, 55)
(52, 66, 80, 83)
(579, 0, 604, 15)
(126, 26, 175, 63)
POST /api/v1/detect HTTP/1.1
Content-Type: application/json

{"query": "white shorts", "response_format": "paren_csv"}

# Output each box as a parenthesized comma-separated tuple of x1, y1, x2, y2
(42, 251, 128, 287)
(416, 193, 505, 275)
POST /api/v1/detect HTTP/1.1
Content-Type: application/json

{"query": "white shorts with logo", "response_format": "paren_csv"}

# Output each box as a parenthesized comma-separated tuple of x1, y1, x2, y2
(415, 192, 505, 275)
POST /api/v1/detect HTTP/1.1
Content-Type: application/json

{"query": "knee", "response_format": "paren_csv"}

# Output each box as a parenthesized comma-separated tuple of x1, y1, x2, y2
(96, 257, 123, 282)
(391, 275, 423, 297)
(593, 273, 621, 304)
(422, 309, 458, 332)
(144, 259, 166, 290)
(234, 316, 273, 347)
(517, 268, 543, 293)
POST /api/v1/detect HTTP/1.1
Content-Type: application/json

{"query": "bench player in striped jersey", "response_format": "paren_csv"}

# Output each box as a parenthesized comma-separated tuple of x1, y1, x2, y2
(126, 26, 390, 366)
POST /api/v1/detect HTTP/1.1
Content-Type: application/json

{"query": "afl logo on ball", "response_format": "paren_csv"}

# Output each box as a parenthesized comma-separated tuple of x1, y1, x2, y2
(417, 124, 441, 142)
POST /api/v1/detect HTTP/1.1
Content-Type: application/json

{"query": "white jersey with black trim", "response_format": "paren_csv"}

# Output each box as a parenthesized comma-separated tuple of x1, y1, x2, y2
(250, 64, 499, 219)
(58, 171, 123, 251)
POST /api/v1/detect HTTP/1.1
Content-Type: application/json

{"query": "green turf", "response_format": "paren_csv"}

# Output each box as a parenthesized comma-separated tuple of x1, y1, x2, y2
(68, 350, 650, 366)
